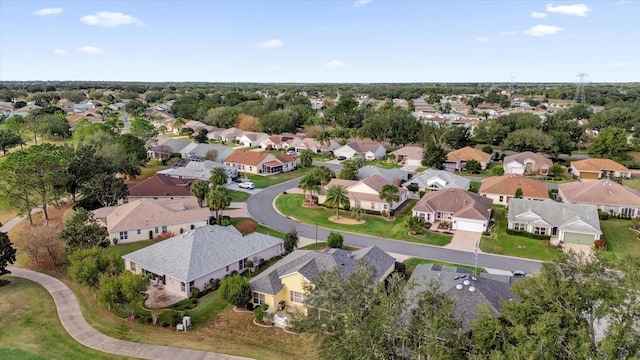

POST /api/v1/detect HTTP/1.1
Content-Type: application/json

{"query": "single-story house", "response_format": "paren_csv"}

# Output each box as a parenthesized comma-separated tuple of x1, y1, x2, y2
(479, 175, 548, 205)
(148, 138, 191, 160)
(294, 137, 341, 154)
(238, 132, 269, 147)
(570, 158, 631, 180)
(408, 264, 514, 329)
(411, 188, 493, 232)
(503, 152, 553, 175)
(404, 169, 470, 195)
(333, 141, 387, 160)
(178, 143, 235, 163)
(318, 175, 408, 214)
(224, 150, 297, 175)
(124, 225, 283, 298)
(183, 120, 215, 134)
(260, 135, 302, 150)
(208, 127, 244, 143)
(94, 198, 210, 243)
(558, 179, 640, 217)
(126, 174, 193, 202)
(444, 146, 491, 172)
(157, 160, 237, 182)
(390, 146, 423, 167)
(249, 246, 395, 313)
(357, 165, 412, 185)
(508, 198, 601, 245)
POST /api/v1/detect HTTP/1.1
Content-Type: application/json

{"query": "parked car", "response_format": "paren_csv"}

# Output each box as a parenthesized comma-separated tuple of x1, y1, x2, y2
(336, 155, 347, 161)
(286, 149, 296, 156)
(512, 270, 527, 277)
(238, 181, 255, 189)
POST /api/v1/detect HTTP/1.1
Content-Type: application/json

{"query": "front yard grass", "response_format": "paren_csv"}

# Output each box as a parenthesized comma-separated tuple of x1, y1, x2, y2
(366, 160, 402, 169)
(599, 218, 640, 261)
(105, 240, 155, 258)
(229, 217, 286, 239)
(480, 206, 562, 262)
(275, 194, 451, 246)
(622, 179, 640, 191)
(246, 167, 314, 188)
(403, 257, 485, 276)
(300, 241, 360, 251)
(228, 189, 251, 202)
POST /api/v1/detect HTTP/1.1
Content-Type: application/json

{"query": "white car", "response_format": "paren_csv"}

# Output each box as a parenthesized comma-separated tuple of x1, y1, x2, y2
(238, 181, 255, 189)
(286, 149, 296, 156)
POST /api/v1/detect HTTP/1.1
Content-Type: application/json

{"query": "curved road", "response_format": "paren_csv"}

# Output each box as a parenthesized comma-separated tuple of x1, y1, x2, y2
(247, 178, 543, 274)
(7, 267, 250, 360)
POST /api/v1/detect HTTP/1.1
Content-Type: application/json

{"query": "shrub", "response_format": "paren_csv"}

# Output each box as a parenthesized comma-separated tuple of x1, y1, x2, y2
(236, 220, 258, 235)
(594, 239, 608, 250)
(219, 274, 251, 307)
(207, 278, 221, 291)
(253, 304, 269, 321)
(505, 228, 551, 240)
(327, 232, 344, 248)
(482, 145, 494, 154)
(245, 260, 254, 268)
(190, 287, 200, 298)
(598, 211, 610, 220)
(156, 231, 176, 241)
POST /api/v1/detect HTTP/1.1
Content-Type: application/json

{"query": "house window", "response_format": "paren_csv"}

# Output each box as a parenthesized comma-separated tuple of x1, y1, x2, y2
(499, 196, 504, 202)
(119, 231, 128, 240)
(180, 282, 185, 292)
(383, 204, 388, 210)
(290, 291, 304, 303)
(534, 226, 546, 235)
(514, 223, 525, 231)
(238, 259, 245, 271)
(130, 262, 136, 272)
(161, 226, 167, 233)
(355, 201, 361, 208)
(226, 265, 229, 272)
(155, 227, 159, 234)
(137, 229, 141, 235)
(253, 292, 265, 305)
(370, 202, 375, 210)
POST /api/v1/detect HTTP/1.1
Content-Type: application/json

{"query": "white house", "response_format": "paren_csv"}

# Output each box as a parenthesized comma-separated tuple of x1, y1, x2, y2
(411, 188, 493, 233)
(333, 141, 386, 160)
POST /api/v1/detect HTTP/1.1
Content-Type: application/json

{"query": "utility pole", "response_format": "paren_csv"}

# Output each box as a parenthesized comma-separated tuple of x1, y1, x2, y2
(573, 72, 588, 103)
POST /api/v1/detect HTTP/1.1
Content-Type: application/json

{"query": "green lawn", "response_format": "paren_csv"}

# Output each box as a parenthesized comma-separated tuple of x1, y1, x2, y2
(300, 242, 359, 251)
(623, 179, 640, 191)
(105, 240, 155, 257)
(229, 217, 286, 239)
(246, 167, 313, 188)
(480, 206, 562, 262)
(469, 181, 481, 193)
(275, 194, 452, 246)
(228, 190, 251, 202)
(366, 160, 402, 169)
(403, 257, 485, 276)
(459, 170, 492, 178)
(600, 219, 640, 261)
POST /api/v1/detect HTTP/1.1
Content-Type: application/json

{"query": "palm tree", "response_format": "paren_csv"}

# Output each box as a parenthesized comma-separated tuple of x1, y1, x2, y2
(283, 228, 299, 253)
(315, 130, 332, 152)
(299, 149, 314, 168)
(324, 185, 350, 219)
(173, 117, 185, 133)
(209, 166, 228, 186)
(207, 185, 231, 221)
(379, 184, 400, 219)
(352, 154, 367, 169)
(298, 174, 320, 204)
(311, 166, 335, 188)
(190, 179, 209, 207)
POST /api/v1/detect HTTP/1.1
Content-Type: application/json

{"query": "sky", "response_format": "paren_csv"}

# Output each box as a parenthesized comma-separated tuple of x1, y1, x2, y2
(0, 0, 638, 83)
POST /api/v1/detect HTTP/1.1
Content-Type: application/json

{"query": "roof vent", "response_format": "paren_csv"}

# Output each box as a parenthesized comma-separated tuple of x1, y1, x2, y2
(463, 280, 471, 286)
(456, 284, 463, 290)
(469, 286, 476, 292)
(471, 276, 478, 281)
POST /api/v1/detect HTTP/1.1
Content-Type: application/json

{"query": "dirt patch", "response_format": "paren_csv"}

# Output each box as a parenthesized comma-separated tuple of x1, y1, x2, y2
(328, 216, 365, 225)
(515, 243, 526, 249)
(0, 279, 10, 287)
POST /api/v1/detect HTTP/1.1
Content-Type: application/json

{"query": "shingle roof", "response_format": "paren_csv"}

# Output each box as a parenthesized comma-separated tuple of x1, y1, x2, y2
(508, 198, 601, 235)
(123, 225, 282, 283)
(405, 169, 470, 190)
(155, 138, 191, 153)
(128, 175, 193, 197)
(346, 141, 385, 153)
(503, 152, 552, 168)
(157, 160, 234, 181)
(390, 146, 423, 160)
(446, 146, 491, 163)
(224, 150, 272, 166)
(249, 246, 395, 295)
(412, 189, 493, 221)
(479, 175, 548, 199)
(571, 158, 629, 172)
(357, 166, 411, 184)
(558, 180, 640, 207)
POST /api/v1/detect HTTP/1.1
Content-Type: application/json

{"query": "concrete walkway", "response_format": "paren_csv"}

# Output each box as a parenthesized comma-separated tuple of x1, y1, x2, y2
(7, 267, 251, 360)
(443, 230, 483, 253)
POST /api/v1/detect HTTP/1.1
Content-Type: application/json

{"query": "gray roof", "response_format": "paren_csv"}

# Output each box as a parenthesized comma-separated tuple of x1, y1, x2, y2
(357, 165, 412, 184)
(408, 264, 514, 329)
(249, 246, 395, 295)
(180, 143, 235, 163)
(157, 160, 236, 181)
(507, 199, 601, 235)
(405, 168, 470, 191)
(122, 225, 282, 283)
(154, 138, 191, 153)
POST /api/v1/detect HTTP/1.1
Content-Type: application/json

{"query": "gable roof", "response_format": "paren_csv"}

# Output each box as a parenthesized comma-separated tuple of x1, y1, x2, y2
(249, 246, 395, 296)
(412, 189, 493, 221)
(503, 152, 552, 167)
(179, 143, 234, 163)
(558, 179, 640, 207)
(345, 141, 385, 153)
(224, 150, 273, 166)
(123, 225, 282, 283)
(157, 160, 234, 181)
(571, 158, 629, 173)
(357, 166, 411, 184)
(406, 168, 470, 190)
(128, 175, 193, 197)
(508, 198, 601, 234)
(390, 146, 423, 160)
(446, 146, 491, 163)
(322, 175, 407, 202)
(154, 138, 192, 153)
(479, 175, 548, 199)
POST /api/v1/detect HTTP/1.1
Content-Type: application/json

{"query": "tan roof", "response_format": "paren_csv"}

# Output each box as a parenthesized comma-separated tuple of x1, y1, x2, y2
(346, 141, 385, 153)
(93, 198, 210, 232)
(571, 158, 629, 173)
(447, 146, 491, 163)
(275, 154, 296, 163)
(224, 150, 271, 166)
(558, 180, 640, 207)
(322, 175, 407, 201)
(479, 175, 548, 199)
(128, 174, 192, 197)
(391, 146, 423, 160)
(413, 189, 493, 221)
(503, 152, 552, 168)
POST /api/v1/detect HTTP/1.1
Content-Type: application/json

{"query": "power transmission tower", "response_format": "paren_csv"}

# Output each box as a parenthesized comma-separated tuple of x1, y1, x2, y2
(509, 77, 515, 94)
(573, 73, 588, 103)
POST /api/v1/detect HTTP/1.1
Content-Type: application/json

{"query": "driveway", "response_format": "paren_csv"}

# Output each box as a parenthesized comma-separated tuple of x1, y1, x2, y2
(445, 230, 482, 252)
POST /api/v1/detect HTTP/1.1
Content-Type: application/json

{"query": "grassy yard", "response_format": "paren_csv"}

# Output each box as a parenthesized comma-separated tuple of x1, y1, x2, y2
(600, 219, 640, 261)
(469, 181, 481, 193)
(229, 217, 286, 239)
(403, 257, 485, 276)
(275, 194, 451, 246)
(128, 160, 170, 184)
(246, 167, 313, 188)
(365, 160, 402, 169)
(623, 179, 640, 191)
(300, 242, 360, 251)
(104, 240, 155, 257)
(480, 206, 563, 262)
(0, 207, 17, 226)
(228, 189, 251, 202)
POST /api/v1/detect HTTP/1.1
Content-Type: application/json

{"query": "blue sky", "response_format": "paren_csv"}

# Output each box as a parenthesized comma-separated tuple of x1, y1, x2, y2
(1, 0, 637, 83)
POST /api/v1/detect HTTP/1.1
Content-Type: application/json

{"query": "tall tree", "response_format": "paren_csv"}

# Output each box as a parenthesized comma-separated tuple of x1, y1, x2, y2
(129, 117, 158, 144)
(209, 166, 228, 186)
(501, 128, 557, 155)
(422, 142, 447, 169)
(379, 184, 399, 219)
(324, 185, 350, 219)
(310, 166, 335, 187)
(298, 174, 320, 203)
(299, 149, 314, 168)
(338, 160, 358, 180)
(588, 127, 632, 163)
(82, 173, 128, 208)
(4, 115, 26, 148)
(59, 208, 109, 249)
(219, 274, 251, 308)
(65, 145, 111, 203)
(283, 228, 300, 253)
(207, 185, 231, 220)
(464, 159, 482, 174)
(0, 232, 17, 276)
(0, 129, 24, 153)
(190, 179, 209, 207)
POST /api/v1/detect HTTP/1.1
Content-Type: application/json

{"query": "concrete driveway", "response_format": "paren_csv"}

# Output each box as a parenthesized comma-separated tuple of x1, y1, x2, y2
(444, 230, 482, 253)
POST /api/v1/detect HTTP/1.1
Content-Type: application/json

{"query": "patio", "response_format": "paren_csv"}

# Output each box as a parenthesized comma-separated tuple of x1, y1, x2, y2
(144, 284, 187, 308)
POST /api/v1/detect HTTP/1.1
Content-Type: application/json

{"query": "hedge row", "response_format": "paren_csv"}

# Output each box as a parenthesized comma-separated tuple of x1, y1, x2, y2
(505, 228, 551, 240)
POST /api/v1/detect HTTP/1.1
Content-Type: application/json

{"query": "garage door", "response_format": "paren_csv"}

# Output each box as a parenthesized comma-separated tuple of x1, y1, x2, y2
(407, 159, 421, 166)
(580, 172, 599, 180)
(563, 232, 594, 245)
(455, 219, 484, 233)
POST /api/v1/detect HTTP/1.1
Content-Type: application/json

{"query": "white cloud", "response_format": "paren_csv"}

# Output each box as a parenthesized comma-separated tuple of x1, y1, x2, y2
(33, 8, 63, 16)
(354, 0, 373, 7)
(531, 11, 547, 18)
(53, 49, 68, 56)
(256, 39, 283, 49)
(499, 30, 518, 36)
(475, 36, 489, 43)
(325, 60, 345, 68)
(546, 3, 592, 17)
(524, 24, 563, 36)
(76, 46, 105, 55)
(81, 11, 144, 27)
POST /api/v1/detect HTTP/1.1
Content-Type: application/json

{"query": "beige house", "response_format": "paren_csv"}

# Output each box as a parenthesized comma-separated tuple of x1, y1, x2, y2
(445, 146, 491, 171)
(238, 132, 269, 147)
(503, 152, 553, 175)
(294, 137, 341, 154)
(333, 141, 387, 160)
(570, 158, 631, 180)
(318, 175, 408, 214)
(479, 175, 549, 205)
(412, 188, 493, 232)
(224, 150, 297, 175)
(390, 146, 423, 167)
(260, 135, 302, 150)
(558, 179, 640, 217)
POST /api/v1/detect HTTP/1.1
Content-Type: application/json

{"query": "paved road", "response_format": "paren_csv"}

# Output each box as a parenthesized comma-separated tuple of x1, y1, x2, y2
(247, 178, 543, 274)
(7, 267, 251, 360)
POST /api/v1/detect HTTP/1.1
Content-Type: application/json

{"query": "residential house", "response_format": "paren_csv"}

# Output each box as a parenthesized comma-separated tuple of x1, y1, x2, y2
(408, 264, 514, 329)
(183, 120, 214, 134)
(411, 188, 493, 232)
(317, 175, 408, 214)
(94, 197, 210, 243)
(479, 174, 549, 205)
(390, 146, 423, 167)
(558, 179, 640, 217)
(126, 174, 193, 202)
(238, 132, 270, 148)
(12, 103, 42, 117)
(357, 165, 412, 185)
(508, 198, 602, 245)
(73, 101, 96, 113)
(224, 150, 297, 175)
(445, 146, 491, 172)
(570, 158, 631, 180)
(209, 127, 244, 143)
(503, 152, 553, 175)
(249, 246, 395, 313)
(333, 141, 387, 160)
(124, 225, 283, 298)
(260, 135, 302, 151)
(294, 137, 341, 154)
(147, 138, 191, 160)
(157, 160, 237, 182)
(404, 169, 470, 196)
(178, 142, 235, 163)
